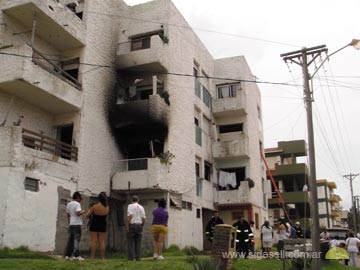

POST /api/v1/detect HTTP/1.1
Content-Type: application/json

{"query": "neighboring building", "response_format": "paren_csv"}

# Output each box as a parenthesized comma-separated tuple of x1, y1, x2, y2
(265, 140, 311, 228)
(0, 0, 267, 253)
(317, 179, 342, 228)
(340, 209, 349, 228)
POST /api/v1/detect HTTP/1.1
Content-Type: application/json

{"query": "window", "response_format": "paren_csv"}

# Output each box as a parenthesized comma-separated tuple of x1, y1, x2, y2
(219, 123, 243, 133)
(257, 105, 261, 120)
(196, 209, 201, 218)
(204, 162, 212, 181)
(194, 67, 201, 97)
(255, 213, 259, 230)
(202, 87, 211, 107)
(182, 201, 192, 210)
(217, 84, 238, 99)
(131, 36, 151, 51)
(195, 162, 200, 177)
(24, 177, 39, 192)
(195, 119, 202, 146)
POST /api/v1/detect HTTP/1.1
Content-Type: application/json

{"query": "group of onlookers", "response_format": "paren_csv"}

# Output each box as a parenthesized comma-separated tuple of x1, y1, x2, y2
(64, 196, 360, 266)
(64, 193, 168, 261)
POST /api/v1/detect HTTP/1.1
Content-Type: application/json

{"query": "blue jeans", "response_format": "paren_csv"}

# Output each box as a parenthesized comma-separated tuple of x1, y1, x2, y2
(65, 225, 82, 257)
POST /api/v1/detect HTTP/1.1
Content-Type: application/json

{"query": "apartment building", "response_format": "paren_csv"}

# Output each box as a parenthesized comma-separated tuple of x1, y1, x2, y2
(0, 0, 267, 253)
(265, 140, 311, 228)
(317, 179, 342, 228)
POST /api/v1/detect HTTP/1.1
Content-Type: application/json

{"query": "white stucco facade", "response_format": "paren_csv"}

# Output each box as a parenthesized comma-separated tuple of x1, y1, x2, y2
(0, 0, 267, 252)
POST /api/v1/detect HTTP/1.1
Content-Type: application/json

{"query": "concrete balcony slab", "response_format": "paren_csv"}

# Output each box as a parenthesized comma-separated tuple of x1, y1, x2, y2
(1, 0, 86, 51)
(0, 45, 82, 114)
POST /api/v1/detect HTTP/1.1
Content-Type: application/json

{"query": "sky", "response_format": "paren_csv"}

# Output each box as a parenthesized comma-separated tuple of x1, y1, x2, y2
(123, 0, 360, 210)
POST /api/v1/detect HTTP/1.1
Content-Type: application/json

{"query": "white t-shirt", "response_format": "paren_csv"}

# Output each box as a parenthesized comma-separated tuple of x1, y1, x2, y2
(346, 237, 360, 253)
(261, 226, 273, 242)
(329, 239, 339, 248)
(66, 200, 83, 226)
(127, 202, 146, 224)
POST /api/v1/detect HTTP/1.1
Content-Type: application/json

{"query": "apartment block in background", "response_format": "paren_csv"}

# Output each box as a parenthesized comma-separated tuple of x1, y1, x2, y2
(317, 179, 342, 228)
(265, 140, 311, 228)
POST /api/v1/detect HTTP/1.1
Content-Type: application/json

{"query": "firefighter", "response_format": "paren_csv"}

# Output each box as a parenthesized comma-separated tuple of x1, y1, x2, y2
(205, 212, 224, 242)
(233, 216, 252, 259)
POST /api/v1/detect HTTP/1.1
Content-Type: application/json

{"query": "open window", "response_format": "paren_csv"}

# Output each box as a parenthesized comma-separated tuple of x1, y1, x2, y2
(56, 124, 74, 160)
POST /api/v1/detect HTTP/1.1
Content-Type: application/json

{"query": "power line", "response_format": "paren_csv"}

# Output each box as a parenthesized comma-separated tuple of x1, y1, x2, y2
(0, 51, 302, 87)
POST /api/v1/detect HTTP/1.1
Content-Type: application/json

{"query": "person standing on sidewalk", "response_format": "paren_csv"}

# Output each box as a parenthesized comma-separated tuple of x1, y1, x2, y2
(345, 232, 360, 267)
(65, 191, 85, 261)
(126, 195, 146, 261)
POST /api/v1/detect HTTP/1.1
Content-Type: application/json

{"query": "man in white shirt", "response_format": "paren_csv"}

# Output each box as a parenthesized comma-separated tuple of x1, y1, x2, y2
(126, 195, 146, 261)
(65, 192, 85, 261)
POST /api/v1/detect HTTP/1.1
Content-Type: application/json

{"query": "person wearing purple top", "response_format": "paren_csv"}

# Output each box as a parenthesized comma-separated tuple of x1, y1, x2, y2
(151, 198, 169, 260)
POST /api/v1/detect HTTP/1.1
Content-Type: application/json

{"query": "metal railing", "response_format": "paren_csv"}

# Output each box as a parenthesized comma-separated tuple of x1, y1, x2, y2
(22, 128, 78, 161)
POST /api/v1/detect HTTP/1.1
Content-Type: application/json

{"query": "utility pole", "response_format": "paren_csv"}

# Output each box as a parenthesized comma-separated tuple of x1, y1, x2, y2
(343, 173, 359, 234)
(281, 45, 328, 270)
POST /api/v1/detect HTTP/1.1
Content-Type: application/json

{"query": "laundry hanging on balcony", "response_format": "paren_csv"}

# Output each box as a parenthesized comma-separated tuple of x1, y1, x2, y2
(219, 170, 237, 188)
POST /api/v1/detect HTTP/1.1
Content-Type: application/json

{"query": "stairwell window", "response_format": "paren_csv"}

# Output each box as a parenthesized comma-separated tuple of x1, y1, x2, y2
(216, 84, 238, 99)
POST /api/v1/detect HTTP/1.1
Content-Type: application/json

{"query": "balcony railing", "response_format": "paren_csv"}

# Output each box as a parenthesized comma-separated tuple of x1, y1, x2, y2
(22, 129, 78, 161)
(32, 48, 81, 90)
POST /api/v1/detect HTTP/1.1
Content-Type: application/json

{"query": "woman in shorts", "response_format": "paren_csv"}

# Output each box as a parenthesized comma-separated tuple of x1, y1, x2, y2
(151, 198, 169, 260)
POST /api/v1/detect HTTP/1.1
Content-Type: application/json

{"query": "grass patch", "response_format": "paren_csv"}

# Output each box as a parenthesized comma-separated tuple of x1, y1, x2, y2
(0, 246, 53, 260)
(0, 247, 357, 270)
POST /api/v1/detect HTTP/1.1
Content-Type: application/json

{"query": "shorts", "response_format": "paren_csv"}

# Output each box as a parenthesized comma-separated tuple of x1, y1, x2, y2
(262, 241, 272, 248)
(151, 224, 168, 238)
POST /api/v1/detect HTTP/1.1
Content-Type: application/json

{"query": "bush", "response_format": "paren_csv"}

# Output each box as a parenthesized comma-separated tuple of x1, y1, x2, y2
(164, 245, 186, 256)
(192, 257, 222, 270)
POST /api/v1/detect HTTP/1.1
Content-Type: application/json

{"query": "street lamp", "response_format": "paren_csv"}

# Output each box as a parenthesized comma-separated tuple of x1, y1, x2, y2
(311, 39, 360, 79)
(281, 38, 359, 270)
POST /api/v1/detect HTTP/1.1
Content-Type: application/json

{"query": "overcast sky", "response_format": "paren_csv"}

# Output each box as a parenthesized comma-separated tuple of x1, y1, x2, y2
(124, 0, 360, 209)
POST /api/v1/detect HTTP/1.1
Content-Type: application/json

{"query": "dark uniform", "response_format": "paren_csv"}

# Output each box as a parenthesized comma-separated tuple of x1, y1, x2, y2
(205, 216, 224, 242)
(233, 218, 252, 258)
(295, 225, 303, 238)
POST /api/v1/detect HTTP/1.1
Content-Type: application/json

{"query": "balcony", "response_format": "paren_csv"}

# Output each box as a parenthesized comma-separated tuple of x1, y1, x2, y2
(112, 158, 169, 190)
(330, 194, 339, 203)
(116, 35, 168, 72)
(0, 126, 78, 165)
(215, 181, 250, 205)
(213, 134, 250, 159)
(268, 191, 311, 205)
(212, 91, 247, 117)
(1, 0, 85, 51)
(0, 45, 82, 114)
(269, 163, 308, 177)
(111, 94, 169, 142)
